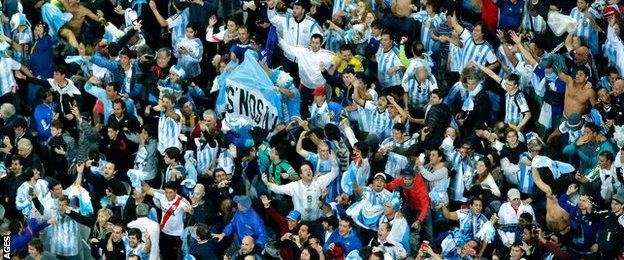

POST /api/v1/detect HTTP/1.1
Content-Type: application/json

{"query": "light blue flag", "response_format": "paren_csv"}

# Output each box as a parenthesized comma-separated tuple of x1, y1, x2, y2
(216, 50, 283, 129)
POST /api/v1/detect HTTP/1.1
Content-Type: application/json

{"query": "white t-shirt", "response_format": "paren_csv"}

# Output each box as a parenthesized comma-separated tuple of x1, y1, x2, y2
(497, 201, 535, 225)
(153, 193, 189, 236)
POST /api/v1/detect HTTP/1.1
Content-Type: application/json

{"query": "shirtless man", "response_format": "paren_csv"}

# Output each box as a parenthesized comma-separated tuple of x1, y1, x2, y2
(58, 0, 105, 48)
(532, 166, 570, 234)
(559, 67, 597, 118)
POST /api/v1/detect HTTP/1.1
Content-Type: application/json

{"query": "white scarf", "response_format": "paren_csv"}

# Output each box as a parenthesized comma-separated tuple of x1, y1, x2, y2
(461, 83, 483, 112)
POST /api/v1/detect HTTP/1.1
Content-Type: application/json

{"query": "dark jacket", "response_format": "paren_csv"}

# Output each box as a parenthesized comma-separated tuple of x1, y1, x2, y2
(421, 103, 451, 150)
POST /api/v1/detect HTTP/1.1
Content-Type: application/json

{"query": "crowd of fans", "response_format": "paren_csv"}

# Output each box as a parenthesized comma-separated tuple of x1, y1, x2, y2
(1, 0, 624, 259)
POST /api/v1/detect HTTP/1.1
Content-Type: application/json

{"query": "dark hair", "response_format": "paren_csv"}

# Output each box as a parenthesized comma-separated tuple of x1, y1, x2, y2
(29, 238, 44, 253)
(577, 67, 590, 78)
(53, 65, 67, 75)
(163, 181, 178, 191)
(431, 89, 445, 99)
(474, 21, 488, 35)
(584, 122, 599, 133)
(519, 212, 533, 223)
(381, 30, 394, 40)
(51, 119, 63, 130)
(196, 224, 211, 240)
(106, 82, 121, 93)
(36, 88, 52, 103)
(301, 246, 321, 260)
(185, 22, 199, 32)
(164, 147, 181, 161)
(607, 66, 620, 75)
(371, 19, 384, 30)
(339, 43, 354, 53)
(430, 148, 446, 162)
(13, 117, 27, 129)
(311, 33, 324, 43)
(392, 123, 405, 133)
(142, 124, 156, 138)
(11, 155, 24, 166)
(353, 142, 369, 158)
(600, 151, 615, 163)
(113, 99, 127, 111)
(22, 167, 35, 180)
(506, 74, 520, 85)
(324, 124, 341, 141)
(9, 219, 22, 234)
(469, 197, 483, 206)
(48, 178, 61, 191)
(127, 228, 142, 240)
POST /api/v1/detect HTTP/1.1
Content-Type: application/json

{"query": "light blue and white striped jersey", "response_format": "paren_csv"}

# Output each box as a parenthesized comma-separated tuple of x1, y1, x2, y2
(380, 135, 418, 152)
(332, 0, 356, 16)
(157, 109, 182, 155)
(384, 152, 409, 178)
(412, 11, 443, 52)
(166, 8, 190, 51)
(449, 42, 464, 72)
(518, 152, 534, 194)
(442, 139, 483, 202)
(521, 12, 547, 37)
(362, 101, 393, 139)
(175, 37, 203, 78)
(497, 45, 525, 78)
(604, 25, 624, 76)
(376, 46, 404, 88)
(402, 73, 438, 110)
(195, 137, 219, 174)
(570, 7, 600, 54)
(504, 90, 530, 126)
(458, 29, 498, 71)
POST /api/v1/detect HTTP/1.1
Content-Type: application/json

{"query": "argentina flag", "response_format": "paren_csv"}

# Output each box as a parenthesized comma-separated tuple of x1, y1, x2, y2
(216, 50, 283, 130)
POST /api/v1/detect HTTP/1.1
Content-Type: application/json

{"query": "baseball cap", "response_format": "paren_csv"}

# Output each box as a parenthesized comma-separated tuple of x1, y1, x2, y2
(507, 188, 521, 200)
(604, 5, 621, 19)
(286, 210, 302, 221)
(312, 86, 326, 96)
(565, 113, 584, 131)
(373, 172, 387, 181)
(233, 195, 252, 209)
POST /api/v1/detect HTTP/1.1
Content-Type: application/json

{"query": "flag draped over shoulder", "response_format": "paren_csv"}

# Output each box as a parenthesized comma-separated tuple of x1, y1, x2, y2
(216, 50, 283, 130)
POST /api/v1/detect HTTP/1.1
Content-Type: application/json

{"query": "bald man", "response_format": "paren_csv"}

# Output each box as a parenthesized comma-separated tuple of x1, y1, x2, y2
(227, 236, 262, 260)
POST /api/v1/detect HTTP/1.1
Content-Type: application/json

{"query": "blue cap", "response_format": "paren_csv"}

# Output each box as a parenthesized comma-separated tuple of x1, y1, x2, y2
(286, 210, 301, 221)
(233, 195, 252, 209)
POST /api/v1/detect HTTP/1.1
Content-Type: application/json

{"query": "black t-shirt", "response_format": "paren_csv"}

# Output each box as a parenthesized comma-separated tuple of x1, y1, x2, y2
(102, 233, 126, 260)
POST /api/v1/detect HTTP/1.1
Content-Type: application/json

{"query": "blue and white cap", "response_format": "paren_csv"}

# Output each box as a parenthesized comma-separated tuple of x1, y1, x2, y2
(10, 13, 30, 31)
(385, 191, 402, 212)
(169, 65, 186, 79)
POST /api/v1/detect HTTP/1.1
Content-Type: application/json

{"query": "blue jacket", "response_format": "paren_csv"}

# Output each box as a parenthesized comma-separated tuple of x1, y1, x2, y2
(30, 35, 53, 78)
(10, 218, 49, 255)
(222, 208, 268, 249)
(323, 229, 362, 255)
(558, 194, 599, 253)
(91, 53, 143, 99)
(33, 103, 55, 141)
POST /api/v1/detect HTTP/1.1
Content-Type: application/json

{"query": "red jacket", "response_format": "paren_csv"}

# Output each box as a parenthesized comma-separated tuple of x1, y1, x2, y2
(385, 175, 430, 222)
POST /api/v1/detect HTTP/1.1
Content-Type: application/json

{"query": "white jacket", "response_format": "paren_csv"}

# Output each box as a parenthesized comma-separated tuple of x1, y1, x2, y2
(267, 163, 339, 221)
(278, 38, 334, 88)
(268, 9, 322, 61)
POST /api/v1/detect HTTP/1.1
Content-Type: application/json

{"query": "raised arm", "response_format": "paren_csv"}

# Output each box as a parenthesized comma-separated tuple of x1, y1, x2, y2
(510, 31, 538, 66)
(441, 204, 459, 221)
(471, 60, 502, 83)
(296, 131, 310, 159)
(148, 0, 168, 27)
